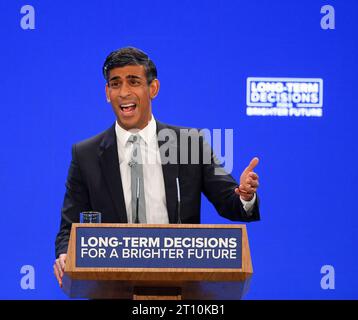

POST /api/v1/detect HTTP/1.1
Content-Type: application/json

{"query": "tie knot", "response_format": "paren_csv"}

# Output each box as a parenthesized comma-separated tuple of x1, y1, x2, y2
(128, 134, 139, 144)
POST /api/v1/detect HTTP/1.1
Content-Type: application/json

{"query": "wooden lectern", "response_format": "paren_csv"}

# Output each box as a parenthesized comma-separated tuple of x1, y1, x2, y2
(62, 224, 253, 300)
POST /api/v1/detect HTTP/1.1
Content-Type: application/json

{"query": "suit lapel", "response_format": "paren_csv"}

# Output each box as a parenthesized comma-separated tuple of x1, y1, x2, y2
(98, 124, 128, 223)
(156, 120, 179, 223)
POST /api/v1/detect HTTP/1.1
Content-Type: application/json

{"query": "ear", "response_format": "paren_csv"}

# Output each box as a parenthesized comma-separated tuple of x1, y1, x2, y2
(149, 79, 160, 99)
(105, 84, 111, 103)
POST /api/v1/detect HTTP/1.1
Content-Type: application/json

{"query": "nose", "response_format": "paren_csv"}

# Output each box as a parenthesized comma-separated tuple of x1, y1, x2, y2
(118, 82, 131, 98)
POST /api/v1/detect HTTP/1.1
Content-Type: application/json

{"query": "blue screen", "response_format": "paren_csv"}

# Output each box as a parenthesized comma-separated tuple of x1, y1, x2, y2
(0, 0, 357, 299)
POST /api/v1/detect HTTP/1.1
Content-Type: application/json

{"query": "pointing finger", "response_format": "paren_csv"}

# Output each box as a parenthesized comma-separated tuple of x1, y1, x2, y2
(246, 157, 259, 172)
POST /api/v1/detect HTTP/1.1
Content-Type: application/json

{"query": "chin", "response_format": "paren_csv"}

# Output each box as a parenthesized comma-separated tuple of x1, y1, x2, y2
(118, 118, 141, 130)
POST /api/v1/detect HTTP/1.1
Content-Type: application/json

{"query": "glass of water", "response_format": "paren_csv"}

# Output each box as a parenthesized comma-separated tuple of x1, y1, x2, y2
(80, 211, 102, 223)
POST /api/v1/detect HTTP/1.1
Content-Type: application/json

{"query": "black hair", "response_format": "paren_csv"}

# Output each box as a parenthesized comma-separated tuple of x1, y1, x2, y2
(102, 47, 157, 84)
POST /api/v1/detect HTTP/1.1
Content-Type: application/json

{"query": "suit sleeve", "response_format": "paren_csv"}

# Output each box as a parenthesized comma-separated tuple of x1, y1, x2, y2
(55, 144, 91, 258)
(201, 139, 260, 222)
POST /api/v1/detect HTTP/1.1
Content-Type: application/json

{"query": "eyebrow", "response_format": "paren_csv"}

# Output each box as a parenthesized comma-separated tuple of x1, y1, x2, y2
(109, 75, 143, 82)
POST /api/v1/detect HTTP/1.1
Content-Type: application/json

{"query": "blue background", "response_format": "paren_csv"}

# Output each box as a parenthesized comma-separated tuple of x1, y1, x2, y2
(0, 0, 357, 299)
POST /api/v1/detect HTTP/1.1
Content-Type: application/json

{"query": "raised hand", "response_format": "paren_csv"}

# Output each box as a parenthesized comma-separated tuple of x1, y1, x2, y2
(235, 157, 259, 201)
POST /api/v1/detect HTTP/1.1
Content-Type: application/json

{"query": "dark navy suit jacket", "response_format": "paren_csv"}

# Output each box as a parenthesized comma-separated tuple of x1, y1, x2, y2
(55, 120, 260, 257)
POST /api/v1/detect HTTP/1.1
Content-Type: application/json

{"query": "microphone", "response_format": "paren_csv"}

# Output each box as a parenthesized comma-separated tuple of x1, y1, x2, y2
(128, 159, 137, 167)
(176, 177, 181, 224)
(135, 177, 140, 223)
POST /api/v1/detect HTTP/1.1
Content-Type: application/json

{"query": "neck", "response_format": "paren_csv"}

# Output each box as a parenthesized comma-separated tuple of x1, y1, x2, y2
(117, 114, 153, 132)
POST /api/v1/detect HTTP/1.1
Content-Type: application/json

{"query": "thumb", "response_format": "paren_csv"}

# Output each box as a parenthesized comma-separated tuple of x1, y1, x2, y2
(245, 157, 259, 172)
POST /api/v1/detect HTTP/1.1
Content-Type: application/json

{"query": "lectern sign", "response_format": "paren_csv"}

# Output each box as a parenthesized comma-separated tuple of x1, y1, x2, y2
(76, 227, 242, 269)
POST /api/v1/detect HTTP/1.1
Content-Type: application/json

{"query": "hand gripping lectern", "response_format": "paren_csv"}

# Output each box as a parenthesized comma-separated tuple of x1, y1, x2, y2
(62, 223, 253, 300)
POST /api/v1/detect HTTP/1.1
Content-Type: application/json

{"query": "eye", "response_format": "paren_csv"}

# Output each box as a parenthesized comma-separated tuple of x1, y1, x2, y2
(109, 81, 120, 89)
(129, 78, 140, 86)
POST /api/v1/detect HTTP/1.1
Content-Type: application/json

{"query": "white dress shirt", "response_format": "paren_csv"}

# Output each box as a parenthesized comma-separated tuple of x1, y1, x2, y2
(115, 116, 255, 223)
(240, 193, 256, 214)
(115, 116, 169, 223)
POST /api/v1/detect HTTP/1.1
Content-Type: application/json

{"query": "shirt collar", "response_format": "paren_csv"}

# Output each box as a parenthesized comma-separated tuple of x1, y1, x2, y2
(115, 115, 157, 148)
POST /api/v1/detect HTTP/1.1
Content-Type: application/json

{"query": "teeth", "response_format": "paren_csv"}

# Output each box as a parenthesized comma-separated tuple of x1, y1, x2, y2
(121, 103, 135, 108)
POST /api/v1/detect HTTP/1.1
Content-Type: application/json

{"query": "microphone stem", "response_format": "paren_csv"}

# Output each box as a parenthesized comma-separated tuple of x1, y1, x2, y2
(177, 201, 181, 224)
(135, 197, 139, 223)
(135, 177, 140, 223)
(176, 177, 181, 224)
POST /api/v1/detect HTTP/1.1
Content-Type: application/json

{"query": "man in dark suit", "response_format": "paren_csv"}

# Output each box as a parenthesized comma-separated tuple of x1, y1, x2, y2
(53, 47, 260, 287)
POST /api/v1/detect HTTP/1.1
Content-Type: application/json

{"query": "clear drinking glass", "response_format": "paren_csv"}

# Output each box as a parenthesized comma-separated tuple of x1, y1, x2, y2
(80, 211, 102, 223)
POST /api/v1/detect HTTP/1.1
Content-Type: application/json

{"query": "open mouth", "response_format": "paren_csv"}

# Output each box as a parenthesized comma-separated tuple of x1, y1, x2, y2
(119, 103, 137, 115)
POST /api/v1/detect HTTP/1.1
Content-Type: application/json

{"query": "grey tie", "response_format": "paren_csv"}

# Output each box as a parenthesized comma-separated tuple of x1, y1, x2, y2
(128, 134, 147, 223)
